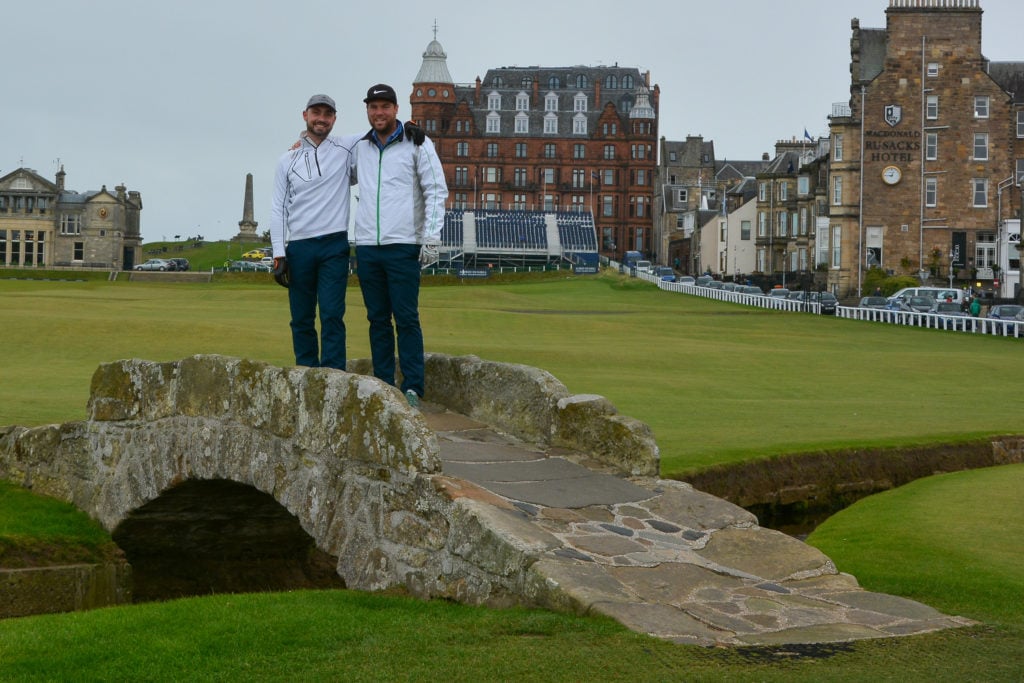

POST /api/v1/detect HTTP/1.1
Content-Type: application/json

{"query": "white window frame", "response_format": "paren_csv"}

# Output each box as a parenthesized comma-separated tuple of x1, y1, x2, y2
(514, 113, 528, 134)
(486, 112, 500, 133)
(572, 113, 587, 135)
(974, 96, 989, 119)
(543, 113, 557, 134)
(927, 62, 939, 77)
(487, 92, 501, 111)
(833, 134, 844, 161)
(972, 178, 988, 207)
(798, 176, 809, 195)
(545, 93, 558, 112)
(515, 92, 529, 111)
(60, 213, 82, 235)
(926, 95, 939, 120)
(925, 132, 938, 161)
(677, 188, 687, 203)
(973, 132, 989, 161)
(925, 177, 938, 207)
(831, 225, 842, 269)
(758, 182, 767, 202)
(574, 93, 587, 112)
(831, 176, 842, 206)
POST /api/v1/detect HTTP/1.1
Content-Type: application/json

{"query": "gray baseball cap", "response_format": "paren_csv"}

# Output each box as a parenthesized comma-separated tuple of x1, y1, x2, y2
(305, 94, 337, 111)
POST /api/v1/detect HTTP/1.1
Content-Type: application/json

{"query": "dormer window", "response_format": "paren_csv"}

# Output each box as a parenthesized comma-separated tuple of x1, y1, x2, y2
(545, 93, 558, 112)
(487, 92, 501, 111)
(516, 92, 529, 111)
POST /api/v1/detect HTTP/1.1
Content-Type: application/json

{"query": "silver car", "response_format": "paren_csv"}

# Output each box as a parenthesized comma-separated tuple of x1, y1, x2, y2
(135, 258, 171, 271)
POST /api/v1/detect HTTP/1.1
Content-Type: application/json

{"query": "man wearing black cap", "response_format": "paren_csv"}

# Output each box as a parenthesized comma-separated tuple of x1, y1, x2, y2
(269, 93, 361, 369)
(352, 83, 448, 408)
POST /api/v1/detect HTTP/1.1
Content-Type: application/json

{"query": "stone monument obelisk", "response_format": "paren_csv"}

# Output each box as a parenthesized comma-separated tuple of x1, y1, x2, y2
(234, 173, 258, 241)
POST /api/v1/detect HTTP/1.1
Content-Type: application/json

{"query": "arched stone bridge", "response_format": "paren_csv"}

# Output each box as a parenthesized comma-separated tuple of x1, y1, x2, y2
(0, 354, 972, 646)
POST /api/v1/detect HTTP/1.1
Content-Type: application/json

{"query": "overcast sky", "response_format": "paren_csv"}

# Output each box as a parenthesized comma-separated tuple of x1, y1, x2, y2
(2, 0, 1020, 243)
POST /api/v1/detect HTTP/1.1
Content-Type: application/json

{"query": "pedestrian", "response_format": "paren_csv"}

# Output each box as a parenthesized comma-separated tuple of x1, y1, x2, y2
(352, 84, 448, 408)
(269, 94, 360, 369)
(970, 296, 981, 316)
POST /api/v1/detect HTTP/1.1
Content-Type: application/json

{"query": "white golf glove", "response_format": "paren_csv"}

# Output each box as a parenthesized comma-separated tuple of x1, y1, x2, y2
(419, 238, 440, 268)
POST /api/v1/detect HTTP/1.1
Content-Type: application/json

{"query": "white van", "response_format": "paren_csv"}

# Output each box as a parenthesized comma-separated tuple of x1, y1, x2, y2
(888, 287, 965, 306)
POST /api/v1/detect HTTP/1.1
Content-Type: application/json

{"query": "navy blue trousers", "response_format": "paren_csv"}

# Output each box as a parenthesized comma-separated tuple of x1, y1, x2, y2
(285, 231, 349, 369)
(355, 243, 424, 397)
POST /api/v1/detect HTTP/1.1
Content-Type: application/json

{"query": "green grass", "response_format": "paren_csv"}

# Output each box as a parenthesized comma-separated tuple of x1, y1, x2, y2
(808, 463, 1024, 627)
(4, 270, 1024, 476)
(0, 481, 118, 567)
(2, 268, 1024, 681)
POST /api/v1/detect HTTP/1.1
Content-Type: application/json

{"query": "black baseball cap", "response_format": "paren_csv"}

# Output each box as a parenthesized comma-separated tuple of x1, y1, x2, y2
(363, 84, 398, 104)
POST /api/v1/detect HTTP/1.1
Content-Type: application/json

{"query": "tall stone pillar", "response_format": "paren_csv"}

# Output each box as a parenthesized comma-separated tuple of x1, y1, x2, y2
(234, 173, 259, 241)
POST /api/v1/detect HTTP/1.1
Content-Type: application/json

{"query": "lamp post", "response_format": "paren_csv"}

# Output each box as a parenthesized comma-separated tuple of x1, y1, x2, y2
(949, 250, 955, 289)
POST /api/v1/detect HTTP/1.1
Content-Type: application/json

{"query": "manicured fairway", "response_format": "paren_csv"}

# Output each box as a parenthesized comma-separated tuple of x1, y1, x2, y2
(3, 272, 1023, 476)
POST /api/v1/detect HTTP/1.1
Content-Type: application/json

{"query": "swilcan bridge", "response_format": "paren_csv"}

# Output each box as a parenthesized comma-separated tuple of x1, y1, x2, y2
(0, 354, 973, 645)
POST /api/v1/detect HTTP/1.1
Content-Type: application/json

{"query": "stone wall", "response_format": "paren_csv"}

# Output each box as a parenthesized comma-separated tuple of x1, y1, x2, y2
(0, 353, 655, 609)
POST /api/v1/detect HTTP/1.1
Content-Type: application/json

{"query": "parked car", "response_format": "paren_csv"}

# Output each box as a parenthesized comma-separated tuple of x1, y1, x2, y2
(987, 304, 1024, 333)
(738, 285, 764, 296)
(676, 275, 696, 286)
(653, 266, 675, 281)
(858, 296, 889, 309)
(633, 260, 653, 274)
(934, 301, 970, 330)
(767, 288, 790, 301)
(888, 287, 965, 307)
(260, 256, 274, 268)
(695, 274, 715, 287)
(704, 280, 725, 290)
(135, 258, 172, 271)
(241, 249, 266, 260)
(720, 282, 739, 292)
(893, 294, 936, 313)
(167, 257, 190, 271)
(227, 260, 271, 272)
(810, 291, 839, 315)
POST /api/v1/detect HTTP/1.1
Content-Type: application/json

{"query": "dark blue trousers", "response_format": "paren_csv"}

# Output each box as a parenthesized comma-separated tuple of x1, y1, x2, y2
(355, 243, 424, 397)
(285, 231, 349, 369)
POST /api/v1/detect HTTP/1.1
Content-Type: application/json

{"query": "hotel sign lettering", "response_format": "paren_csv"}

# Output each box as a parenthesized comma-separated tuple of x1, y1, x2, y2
(865, 129, 920, 164)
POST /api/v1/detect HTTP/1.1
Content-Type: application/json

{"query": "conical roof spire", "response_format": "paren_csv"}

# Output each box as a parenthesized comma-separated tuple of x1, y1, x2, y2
(414, 23, 453, 85)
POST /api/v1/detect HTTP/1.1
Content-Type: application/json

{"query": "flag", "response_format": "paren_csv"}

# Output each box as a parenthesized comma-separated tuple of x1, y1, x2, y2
(591, 172, 600, 180)
(803, 128, 813, 143)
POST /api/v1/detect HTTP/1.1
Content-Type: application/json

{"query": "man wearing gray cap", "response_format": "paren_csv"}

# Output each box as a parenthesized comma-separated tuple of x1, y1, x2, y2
(269, 93, 361, 369)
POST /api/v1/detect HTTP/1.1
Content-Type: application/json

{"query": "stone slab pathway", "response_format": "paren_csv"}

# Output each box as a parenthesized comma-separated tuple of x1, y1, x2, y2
(421, 404, 975, 646)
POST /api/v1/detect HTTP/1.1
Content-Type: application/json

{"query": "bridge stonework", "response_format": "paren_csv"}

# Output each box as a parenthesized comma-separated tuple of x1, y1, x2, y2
(1, 354, 975, 645)
(0, 353, 656, 608)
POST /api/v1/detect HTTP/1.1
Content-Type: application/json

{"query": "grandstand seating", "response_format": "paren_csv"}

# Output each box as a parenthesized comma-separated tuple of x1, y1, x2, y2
(434, 209, 598, 268)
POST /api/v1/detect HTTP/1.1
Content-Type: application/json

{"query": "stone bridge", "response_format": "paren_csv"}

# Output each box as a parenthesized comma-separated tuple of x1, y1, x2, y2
(0, 354, 972, 646)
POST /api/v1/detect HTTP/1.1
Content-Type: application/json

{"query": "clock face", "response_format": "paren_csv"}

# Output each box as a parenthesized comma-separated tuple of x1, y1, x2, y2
(882, 165, 902, 185)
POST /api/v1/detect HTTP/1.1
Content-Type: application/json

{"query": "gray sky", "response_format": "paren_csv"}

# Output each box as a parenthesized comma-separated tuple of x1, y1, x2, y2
(2, 0, 1020, 243)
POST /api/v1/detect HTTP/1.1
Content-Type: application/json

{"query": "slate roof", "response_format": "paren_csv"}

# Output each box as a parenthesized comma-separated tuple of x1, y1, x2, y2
(857, 28, 887, 83)
(988, 62, 1024, 104)
(448, 64, 653, 136)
